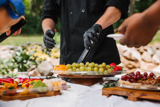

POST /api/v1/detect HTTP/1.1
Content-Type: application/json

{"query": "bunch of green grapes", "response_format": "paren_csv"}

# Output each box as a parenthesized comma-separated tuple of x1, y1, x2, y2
(65, 62, 114, 75)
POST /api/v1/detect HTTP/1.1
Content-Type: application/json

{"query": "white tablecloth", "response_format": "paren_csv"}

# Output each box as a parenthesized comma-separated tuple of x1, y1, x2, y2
(0, 79, 160, 107)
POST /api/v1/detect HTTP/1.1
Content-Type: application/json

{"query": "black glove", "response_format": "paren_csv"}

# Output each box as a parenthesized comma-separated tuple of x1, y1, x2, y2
(43, 30, 56, 49)
(83, 24, 102, 50)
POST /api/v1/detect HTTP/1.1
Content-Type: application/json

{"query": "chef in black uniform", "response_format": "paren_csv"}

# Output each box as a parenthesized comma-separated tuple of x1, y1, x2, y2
(41, 0, 130, 65)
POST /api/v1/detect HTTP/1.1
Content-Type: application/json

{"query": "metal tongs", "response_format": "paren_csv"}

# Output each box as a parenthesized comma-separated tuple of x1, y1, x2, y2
(0, 18, 26, 43)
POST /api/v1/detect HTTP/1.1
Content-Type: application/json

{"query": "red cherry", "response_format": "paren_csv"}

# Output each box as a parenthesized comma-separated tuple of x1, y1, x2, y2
(130, 79, 135, 83)
(133, 75, 137, 80)
(140, 74, 143, 78)
(137, 75, 141, 80)
(128, 75, 132, 79)
(149, 73, 154, 77)
(136, 71, 140, 76)
(130, 73, 135, 76)
(143, 76, 147, 80)
(143, 72, 148, 77)
(126, 79, 130, 81)
(122, 75, 127, 80)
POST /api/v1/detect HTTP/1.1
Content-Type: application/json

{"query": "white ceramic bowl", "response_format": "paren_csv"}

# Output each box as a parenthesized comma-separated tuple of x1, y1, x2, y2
(107, 34, 124, 41)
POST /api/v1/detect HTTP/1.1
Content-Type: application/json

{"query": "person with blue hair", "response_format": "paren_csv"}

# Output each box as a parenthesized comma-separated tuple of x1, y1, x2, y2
(0, 0, 25, 35)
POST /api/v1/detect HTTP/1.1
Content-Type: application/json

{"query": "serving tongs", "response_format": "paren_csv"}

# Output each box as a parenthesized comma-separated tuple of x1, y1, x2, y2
(0, 18, 26, 43)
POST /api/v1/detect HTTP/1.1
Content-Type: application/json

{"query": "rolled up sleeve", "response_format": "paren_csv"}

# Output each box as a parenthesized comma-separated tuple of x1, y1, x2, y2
(106, 0, 130, 19)
(41, 0, 60, 23)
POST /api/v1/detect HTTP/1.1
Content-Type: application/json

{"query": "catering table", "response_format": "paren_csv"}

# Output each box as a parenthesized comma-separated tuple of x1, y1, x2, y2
(0, 78, 160, 107)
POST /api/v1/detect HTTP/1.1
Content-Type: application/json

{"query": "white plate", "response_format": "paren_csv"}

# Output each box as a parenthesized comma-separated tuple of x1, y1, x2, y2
(107, 34, 124, 41)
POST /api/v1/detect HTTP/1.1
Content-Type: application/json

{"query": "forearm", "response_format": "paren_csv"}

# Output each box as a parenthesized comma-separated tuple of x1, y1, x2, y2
(142, 0, 160, 27)
(42, 18, 56, 34)
(95, 6, 122, 29)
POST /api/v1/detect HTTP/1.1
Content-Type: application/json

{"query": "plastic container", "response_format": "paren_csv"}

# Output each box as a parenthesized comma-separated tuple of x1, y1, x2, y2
(0, 85, 71, 96)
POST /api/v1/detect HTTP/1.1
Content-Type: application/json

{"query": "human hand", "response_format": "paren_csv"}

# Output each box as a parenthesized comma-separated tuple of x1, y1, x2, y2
(6, 16, 25, 36)
(43, 30, 56, 49)
(118, 13, 159, 48)
(83, 24, 102, 50)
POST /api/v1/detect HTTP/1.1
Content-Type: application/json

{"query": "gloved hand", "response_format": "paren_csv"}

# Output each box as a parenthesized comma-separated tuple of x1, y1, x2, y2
(83, 24, 102, 50)
(43, 30, 56, 49)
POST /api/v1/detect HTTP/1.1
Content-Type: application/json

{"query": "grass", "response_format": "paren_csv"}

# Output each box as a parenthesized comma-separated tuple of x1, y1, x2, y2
(0, 30, 160, 46)
(0, 33, 60, 46)
(150, 30, 160, 44)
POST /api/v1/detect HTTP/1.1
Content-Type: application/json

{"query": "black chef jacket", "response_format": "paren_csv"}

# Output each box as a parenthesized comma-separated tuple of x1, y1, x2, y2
(41, 0, 130, 65)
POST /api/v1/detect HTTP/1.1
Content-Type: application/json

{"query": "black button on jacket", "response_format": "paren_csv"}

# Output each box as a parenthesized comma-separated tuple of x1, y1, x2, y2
(41, 0, 130, 65)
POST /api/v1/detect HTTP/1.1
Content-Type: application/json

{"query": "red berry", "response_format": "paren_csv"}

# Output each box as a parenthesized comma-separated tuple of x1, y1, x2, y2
(143, 72, 148, 77)
(149, 73, 154, 77)
(136, 71, 140, 76)
(126, 79, 130, 81)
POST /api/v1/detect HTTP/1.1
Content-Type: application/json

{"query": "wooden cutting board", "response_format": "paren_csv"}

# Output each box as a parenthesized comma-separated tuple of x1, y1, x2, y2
(102, 87, 160, 101)
(0, 91, 61, 101)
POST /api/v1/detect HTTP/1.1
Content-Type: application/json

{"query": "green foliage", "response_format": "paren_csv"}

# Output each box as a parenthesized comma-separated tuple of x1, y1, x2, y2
(12, 49, 38, 72)
(0, 59, 17, 75)
(21, 14, 43, 34)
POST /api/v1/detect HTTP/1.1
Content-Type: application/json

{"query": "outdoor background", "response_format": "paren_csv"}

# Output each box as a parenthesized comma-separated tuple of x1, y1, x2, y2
(0, 0, 159, 46)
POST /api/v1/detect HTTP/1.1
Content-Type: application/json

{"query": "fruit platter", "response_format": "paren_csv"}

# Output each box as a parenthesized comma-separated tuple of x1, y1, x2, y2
(53, 62, 125, 86)
(117, 71, 160, 91)
(0, 77, 70, 101)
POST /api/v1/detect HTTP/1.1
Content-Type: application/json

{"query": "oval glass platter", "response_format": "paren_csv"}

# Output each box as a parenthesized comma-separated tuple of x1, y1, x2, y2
(116, 82, 160, 91)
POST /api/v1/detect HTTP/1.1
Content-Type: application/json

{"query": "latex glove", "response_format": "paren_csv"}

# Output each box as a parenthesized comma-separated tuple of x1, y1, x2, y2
(43, 30, 56, 49)
(83, 24, 102, 50)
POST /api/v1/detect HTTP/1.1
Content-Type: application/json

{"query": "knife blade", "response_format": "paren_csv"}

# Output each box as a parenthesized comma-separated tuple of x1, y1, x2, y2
(77, 33, 99, 63)
(0, 18, 26, 43)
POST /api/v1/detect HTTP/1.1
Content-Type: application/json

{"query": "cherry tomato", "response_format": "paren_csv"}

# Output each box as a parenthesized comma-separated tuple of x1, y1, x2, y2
(110, 63, 117, 68)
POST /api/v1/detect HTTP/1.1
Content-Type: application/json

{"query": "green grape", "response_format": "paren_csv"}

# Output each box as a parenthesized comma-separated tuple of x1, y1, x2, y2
(80, 66, 85, 71)
(67, 68, 72, 72)
(104, 70, 109, 75)
(102, 62, 106, 68)
(72, 67, 76, 71)
(99, 72, 104, 75)
(94, 63, 99, 67)
(89, 63, 94, 68)
(66, 64, 71, 70)
(79, 63, 84, 66)
(98, 64, 102, 68)
(85, 67, 88, 71)
(85, 62, 90, 66)
(87, 67, 92, 71)
(105, 65, 110, 69)
(72, 62, 76, 67)
(75, 63, 80, 68)
(95, 72, 100, 75)
(94, 67, 99, 71)
(87, 71, 92, 75)
(76, 68, 80, 72)
(99, 68, 104, 73)
(91, 62, 95, 67)
(81, 73, 86, 75)
(108, 69, 112, 73)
